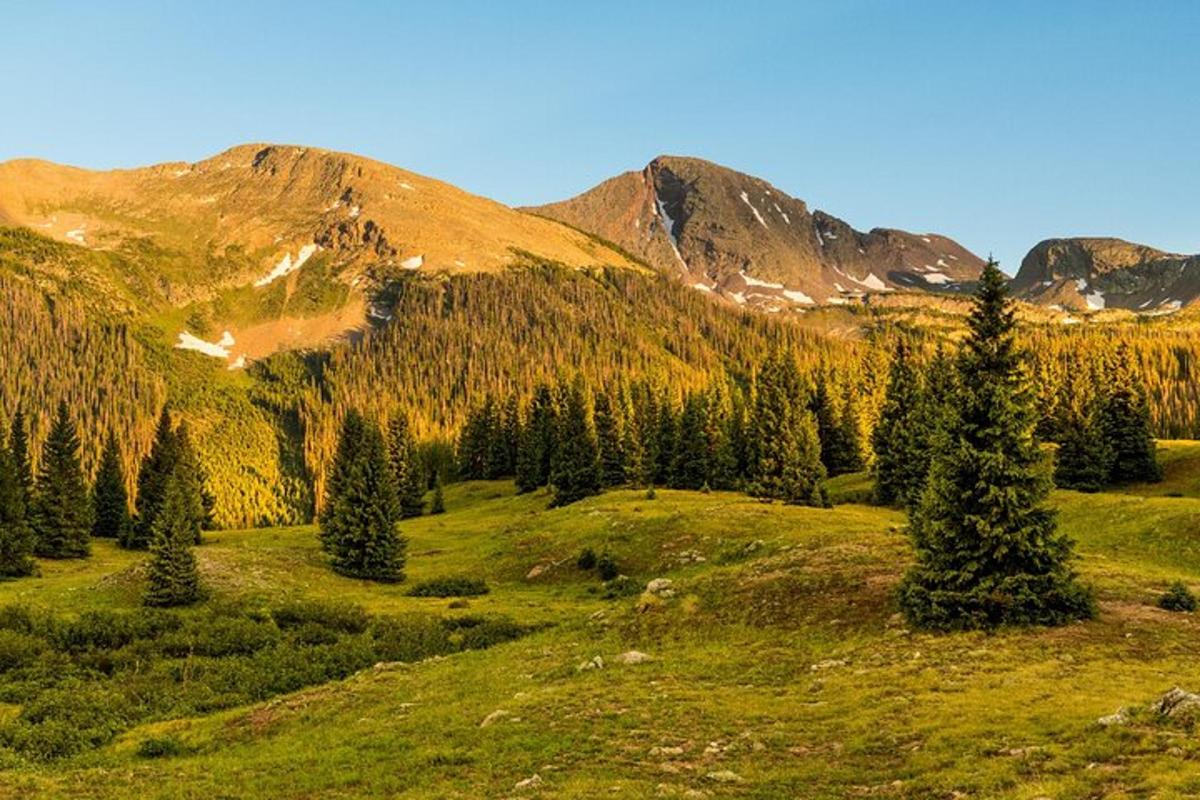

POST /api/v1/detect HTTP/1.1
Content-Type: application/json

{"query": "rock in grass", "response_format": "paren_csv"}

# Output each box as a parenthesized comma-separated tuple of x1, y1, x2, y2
(1097, 708, 1132, 727)
(705, 770, 744, 783)
(1153, 687, 1200, 719)
(645, 578, 675, 597)
(615, 650, 653, 665)
(577, 655, 605, 671)
(514, 773, 543, 790)
(480, 709, 510, 727)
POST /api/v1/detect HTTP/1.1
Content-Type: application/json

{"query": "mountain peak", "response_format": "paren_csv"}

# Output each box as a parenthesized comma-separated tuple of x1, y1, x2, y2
(530, 156, 985, 309)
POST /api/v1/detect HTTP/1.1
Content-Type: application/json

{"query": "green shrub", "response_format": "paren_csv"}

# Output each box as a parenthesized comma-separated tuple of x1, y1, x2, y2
(137, 736, 186, 758)
(576, 548, 597, 571)
(1159, 580, 1197, 612)
(0, 630, 45, 673)
(602, 575, 642, 600)
(160, 616, 281, 658)
(407, 577, 489, 598)
(271, 601, 369, 634)
(596, 553, 620, 582)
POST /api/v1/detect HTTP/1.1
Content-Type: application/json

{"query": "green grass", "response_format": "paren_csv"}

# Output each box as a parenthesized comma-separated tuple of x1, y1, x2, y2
(3, 476, 1200, 798)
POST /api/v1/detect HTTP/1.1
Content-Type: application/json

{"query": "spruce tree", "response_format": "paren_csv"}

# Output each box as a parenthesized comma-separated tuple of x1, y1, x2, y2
(32, 403, 91, 559)
(652, 394, 678, 486)
(1054, 400, 1112, 492)
(748, 353, 829, 507)
(143, 469, 203, 607)
(498, 394, 522, 478)
(549, 380, 602, 507)
(92, 432, 132, 540)
(813, 375, 843, 474)
(515, 383, 557, 492)
(873, 340, 933, 508)
(388, 413, 426, 518)
(8, 411, 32, 511)
(898, 262, 1094, 630)
(0, 423, 35, 577)
(705, 382, 738, 490)
(430, 474, 446, 515)
(594, 389, 626, 487)
(835, 387, 865, 474)
(319, 411, 406, 582)
(620, 391, 648, 488)
(670, 392, 709, 490)
(1101, 348, 1161, 484)
(172, 424, 210, 544)
(130, 407, 179, 549)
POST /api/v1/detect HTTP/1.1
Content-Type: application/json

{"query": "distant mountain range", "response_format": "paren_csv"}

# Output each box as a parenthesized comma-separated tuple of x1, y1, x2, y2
(530, 156, 987, 311)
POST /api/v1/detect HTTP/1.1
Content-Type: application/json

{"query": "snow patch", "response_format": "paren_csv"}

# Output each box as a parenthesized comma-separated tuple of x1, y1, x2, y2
(826, 297, 849, 305)
(772, 203, 791, 224)
(739, 271, 784, 290)
(399, 182, 415, 191)
(654, 190, 688, 272)
(783, 289, 815, 304)
(227, 355, 246, 370)
(401, 255, 424, 270)
(65, 228, 86, 245)
(255, 244, 319, 287)
(349, 205, 361, 218)
(176, 331, 234, 360)
(738, 191, 768, 229)
(857, 273, 888, 291)
(727, 291, 747, 305)
(922, 272, 952, 285)
(1084, 288, 1106, 310)
(921, 236, 932, 244)
(693, 282, 713, 293)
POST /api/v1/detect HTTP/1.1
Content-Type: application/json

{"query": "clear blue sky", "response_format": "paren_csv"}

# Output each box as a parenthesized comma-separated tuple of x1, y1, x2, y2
(3, 1, 1197, 272)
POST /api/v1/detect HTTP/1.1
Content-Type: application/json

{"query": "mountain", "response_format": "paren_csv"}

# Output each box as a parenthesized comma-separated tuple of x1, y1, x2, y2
(529, 155, 986, 310)
(1013, 237, 1200, 313)
(0, 144, 639, 359)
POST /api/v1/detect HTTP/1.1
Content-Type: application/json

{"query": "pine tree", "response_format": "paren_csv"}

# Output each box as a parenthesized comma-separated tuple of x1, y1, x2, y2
(670, 392, 709, 490)
(549, 379, 602, 507)
(873, 340, 934, 507)
(705, 382, 738, 490)
(620, 390, 648, 488)
(8, 411, 32, 512)
(498, 394, 522, 478)
(652, 394, 678, 486)
(1054, 400, 1112, 492)
(812, 375, 843, 474)
(129, 407, 179, 549)
(143, 469, 203, 607)
(388, 413, 426, 518)
(319, 411, 406, 582)
(1101, 348, 1161, 484)
(172, 424, 211, 544)
(594, 389, 626, 487)
(515, 383, 557, 493)
(835, 386, 865, 474)
(898, 262, 1094, 630)
(32, 403, 91, 559)
(748, 353, 829, 506)
(91, 431, 131, 540)
(430, 474, 446, 515)
(0, 422, 35, 577)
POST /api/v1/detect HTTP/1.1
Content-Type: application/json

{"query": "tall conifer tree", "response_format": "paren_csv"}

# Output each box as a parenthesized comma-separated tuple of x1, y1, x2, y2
(33, 403, 91, 559)
(319, 411, 406, 582)
(8, 411, 32, 511)
(143, 469, 204, 607)
(1054, 401, 1112, 492)
(130, 407, 179, 549)
(92, 431, 132, 540)
(898, 262, 1093, 630)
(594, 389, 626, 487)
(1101, 348, 1161, 484)
(0, 422, 35, 577)
(388, 413, 426, 518)
(748, 353, 829, 507)
(873, 341, 933, 507)
(515, 383, 558, 493)
(549, 380, 602, 507)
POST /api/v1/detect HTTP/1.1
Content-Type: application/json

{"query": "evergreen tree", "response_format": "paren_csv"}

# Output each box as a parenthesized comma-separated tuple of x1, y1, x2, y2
(549, 379, 602, 507)
(143, 470, 204, 607)
(498, 394, 522, 477)
(812, 375, 843, 474)
(515, 383, 558, 493)
(1101, 348, 1162, 484)
(747, 353, 829, 506)
(129, 407, 179, 549)
(705, 382, 738, 490)
(620, 389, 648, 488)
(8, 410, 32, 511)
(0, 422, 35, 577)
(1054, 400, 1112, 492)
(594, 389, 626, 487)
(652, 393, 678, 486)
(91, 431, 131, 540)
(835, 386, 865, 474)
(430, 474, 446, 515)
(457, 398, 500, 480)
(873, 340, 934, 508)
(319, 411, 406, 582)
(32, 403, 91, 559)
(172, 424, 211, 544)
(670, 392, 710, 489)
(898, 262, 1094, 630)
(388, 413, 426, 518)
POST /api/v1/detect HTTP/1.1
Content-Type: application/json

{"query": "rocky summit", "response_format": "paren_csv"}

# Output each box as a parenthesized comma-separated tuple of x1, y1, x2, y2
(530, 155, 987, 310)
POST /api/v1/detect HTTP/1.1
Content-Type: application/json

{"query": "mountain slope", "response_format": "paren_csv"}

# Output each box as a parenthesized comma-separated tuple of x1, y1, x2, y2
(530, 156, 986, 310)
(1013, 237, 1200, 312)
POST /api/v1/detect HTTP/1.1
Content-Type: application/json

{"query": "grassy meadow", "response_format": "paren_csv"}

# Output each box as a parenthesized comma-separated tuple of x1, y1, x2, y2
(3, 446, 1200, 798)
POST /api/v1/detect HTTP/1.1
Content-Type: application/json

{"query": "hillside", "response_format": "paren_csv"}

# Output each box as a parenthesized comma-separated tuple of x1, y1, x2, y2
(5, 460, 1200, 797)
(1013, 237, 1200, 313)
(530, 156, 987, 310)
